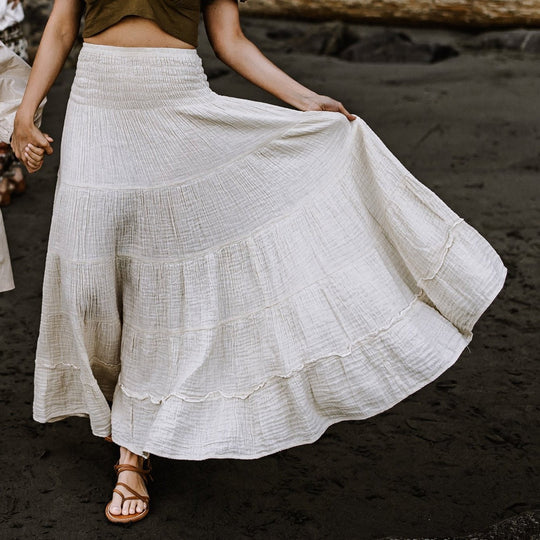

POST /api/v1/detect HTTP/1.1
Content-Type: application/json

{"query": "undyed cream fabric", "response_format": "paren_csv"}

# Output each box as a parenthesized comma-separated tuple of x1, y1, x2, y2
(0, 0, 24, 33)
(33, 42, 507, 460)
(0, 209, 14, 292)
(0, 39, 45, 293)
(0, 40, 47, 144)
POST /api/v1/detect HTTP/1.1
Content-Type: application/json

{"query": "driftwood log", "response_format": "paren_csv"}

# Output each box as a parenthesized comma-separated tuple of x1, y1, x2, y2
(239, 0, 540, 28)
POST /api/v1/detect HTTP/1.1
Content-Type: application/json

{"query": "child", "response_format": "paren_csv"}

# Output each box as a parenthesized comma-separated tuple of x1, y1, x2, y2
(0, 0, 29, 207)
(0, 0, 45, 291)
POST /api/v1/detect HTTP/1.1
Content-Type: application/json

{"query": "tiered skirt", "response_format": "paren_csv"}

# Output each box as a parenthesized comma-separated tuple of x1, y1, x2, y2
(32, 42, 507, 460)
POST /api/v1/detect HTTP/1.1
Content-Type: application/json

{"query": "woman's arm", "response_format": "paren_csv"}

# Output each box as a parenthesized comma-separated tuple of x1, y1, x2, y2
(202, 0, 356, 121)
(11, 0, 84, 172)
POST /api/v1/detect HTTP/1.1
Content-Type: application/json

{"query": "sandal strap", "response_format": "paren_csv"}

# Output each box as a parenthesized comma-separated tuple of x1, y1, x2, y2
(114, 481, 150, 503)
(114, 462, 149, 474)
(114, 463, 152, 476)
(112, 487, 126, 505)
(114, 461, 153, 482)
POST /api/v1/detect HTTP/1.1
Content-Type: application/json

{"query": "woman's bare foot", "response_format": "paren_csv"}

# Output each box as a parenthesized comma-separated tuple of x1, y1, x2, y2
(108, 446, 149, 516)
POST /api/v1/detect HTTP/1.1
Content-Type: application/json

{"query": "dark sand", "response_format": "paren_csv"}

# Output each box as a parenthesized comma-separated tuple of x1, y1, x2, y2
(0, 17, 539, 540)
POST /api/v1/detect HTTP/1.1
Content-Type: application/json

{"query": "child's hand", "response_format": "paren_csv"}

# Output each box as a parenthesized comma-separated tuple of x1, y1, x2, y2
(11, 121, 54, 174)
(22, 142, 50, 173)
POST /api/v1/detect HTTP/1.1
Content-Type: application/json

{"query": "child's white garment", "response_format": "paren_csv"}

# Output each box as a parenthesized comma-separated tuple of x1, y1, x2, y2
(0, 11, 24, 293)
(0, 40, 46, 144)
(0, 37, 47, 293)
(0, 210, 14, 292)
(0, 0, 24, 32)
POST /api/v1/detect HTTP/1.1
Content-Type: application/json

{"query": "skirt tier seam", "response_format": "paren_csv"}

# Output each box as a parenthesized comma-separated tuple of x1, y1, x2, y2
(116, 292, 427, 404)
(50, 154, 354, 265)
(40, 245, 411, 334)
(36, 217, 475, 404)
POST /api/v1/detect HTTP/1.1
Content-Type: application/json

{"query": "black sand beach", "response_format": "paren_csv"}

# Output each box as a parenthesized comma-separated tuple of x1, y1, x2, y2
(0, 17, 539, 539)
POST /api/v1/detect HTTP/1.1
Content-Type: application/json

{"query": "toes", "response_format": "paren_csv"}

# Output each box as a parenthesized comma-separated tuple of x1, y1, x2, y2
(111, 470, 148, 517)
(110, 493, 122, 515)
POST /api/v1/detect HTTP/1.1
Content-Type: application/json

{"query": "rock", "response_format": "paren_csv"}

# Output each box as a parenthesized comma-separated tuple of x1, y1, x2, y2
(377, 509, 540, 539)
(265, 23, 459, 64)
(460, 509, 540, 539)
(283, 21, 356, 56)
(265, 28, 305, 41)
(464, 28, 540, 54)
(338, 30, 459, 64)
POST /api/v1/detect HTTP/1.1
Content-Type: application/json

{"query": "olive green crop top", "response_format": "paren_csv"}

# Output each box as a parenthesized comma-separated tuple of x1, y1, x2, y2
(82, 0, 247, 48)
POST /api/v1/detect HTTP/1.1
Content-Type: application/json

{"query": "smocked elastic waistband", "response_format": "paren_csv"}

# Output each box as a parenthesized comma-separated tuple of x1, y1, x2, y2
(80, 41, 200, 58)
(72, 41, 213, 108)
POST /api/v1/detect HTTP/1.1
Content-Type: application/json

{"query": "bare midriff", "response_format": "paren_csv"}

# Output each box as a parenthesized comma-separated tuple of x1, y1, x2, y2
(83, 16, 196, 49)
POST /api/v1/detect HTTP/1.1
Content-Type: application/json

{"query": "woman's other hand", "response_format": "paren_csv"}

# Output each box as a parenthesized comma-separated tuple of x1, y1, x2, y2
(202, 0, 357, 122)
(297, 93, 357, 121)
(11, 119, 54, 173)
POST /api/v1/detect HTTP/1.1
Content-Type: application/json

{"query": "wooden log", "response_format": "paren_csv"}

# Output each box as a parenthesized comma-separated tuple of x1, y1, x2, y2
(239, 0, 540, 28)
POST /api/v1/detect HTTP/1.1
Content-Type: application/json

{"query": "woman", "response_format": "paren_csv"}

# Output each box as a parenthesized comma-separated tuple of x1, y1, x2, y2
(11, 0, 507, 525)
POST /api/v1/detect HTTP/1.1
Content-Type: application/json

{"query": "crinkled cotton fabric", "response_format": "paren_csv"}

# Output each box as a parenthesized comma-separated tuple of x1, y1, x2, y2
(0, 209, 14, 292)
(0, 0, 24, 32)
(32, 42, 507, 460)
(0, 40, 46, 144)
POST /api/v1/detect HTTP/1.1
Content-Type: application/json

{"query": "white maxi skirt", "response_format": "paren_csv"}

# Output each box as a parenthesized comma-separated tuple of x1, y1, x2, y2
(33, 42, 507, 460)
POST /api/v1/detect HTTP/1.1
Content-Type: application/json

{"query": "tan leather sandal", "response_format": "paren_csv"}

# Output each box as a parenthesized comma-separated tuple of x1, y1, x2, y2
(105, 458, 153, 524)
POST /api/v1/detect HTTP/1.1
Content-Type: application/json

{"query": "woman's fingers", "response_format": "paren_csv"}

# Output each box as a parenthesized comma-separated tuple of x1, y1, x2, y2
(10, 121, 53, 174)
(23, 133, 54, 173)
(337, 102, 357, 122)
(325, 98, 356, 121)
(312, 96, 357, 122)
(39, 133, 55, 155)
